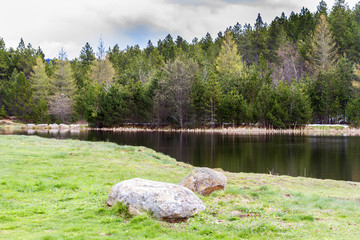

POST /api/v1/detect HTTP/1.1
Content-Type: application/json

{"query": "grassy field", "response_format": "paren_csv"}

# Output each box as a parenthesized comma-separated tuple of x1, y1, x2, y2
(1, 135, 360, 239)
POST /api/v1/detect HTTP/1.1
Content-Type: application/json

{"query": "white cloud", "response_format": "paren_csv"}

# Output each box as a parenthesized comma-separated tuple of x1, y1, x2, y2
(0, 0, 358, 59)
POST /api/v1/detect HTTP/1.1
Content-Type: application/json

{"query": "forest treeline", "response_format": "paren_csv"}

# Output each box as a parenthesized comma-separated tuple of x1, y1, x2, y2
(2, 0, 360, 128)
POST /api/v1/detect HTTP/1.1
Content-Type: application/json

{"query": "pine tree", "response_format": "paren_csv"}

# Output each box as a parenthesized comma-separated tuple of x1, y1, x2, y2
(0, 38, 8, 80)
(216, 29, 243, 76)
(158, 34, 176, 62)
(205, 74, 223, 126)
(30, 56, 50, 103)
(49, 49, 75, 122)
(346, 97, 360, 126)
(4, 71, 34, 119)
(90, 55, 115, 92)
(307, 14, 337, 74)
(316, 0, 328, 17)
(0, 105, 7, 119)
(329, 0, 352, 55)
(74, 42, 95, 88)
(0, 38, 8, 108)
(14, 39, 37, 78)
(88, 39, 115, 91)
(80, 42, 96, 68)
(250, 13, 269, 63)
(219, 88, 249, 125)
(354, 2, 360, 24)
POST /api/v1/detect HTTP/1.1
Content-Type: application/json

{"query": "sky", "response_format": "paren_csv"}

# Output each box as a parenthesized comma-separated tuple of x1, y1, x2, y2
(0, 0, 359, 59)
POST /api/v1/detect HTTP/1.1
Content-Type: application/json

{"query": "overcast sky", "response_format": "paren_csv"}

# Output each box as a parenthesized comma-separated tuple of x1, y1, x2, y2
(0, 0, 358, 59)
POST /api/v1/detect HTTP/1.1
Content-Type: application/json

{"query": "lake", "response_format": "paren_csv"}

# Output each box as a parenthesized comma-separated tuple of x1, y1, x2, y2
(3, 129, 360, 181)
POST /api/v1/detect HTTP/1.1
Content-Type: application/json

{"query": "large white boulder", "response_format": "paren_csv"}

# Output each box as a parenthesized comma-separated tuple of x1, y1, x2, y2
(106, 178, 205, 222)
(180, 167, 227, 196)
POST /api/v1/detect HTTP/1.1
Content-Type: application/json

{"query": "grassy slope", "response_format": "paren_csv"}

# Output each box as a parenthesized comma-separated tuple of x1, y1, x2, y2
(0, 135, 360, 239)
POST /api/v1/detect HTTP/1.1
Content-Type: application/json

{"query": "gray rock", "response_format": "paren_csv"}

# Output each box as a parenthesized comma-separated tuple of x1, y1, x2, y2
(26, 124, 36, 129)
(106, 178, 205, 222)
(59, 124, 69, 129)
(36, 124, 49, 129)
(49, 123, 59, 129)
(70, 124, 80, 129)
(180, 167, 227, 196)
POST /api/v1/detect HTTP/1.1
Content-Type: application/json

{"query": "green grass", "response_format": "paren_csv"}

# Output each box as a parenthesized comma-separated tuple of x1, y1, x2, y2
(1, 135, 360, 239)
(307, 125, 347, 131)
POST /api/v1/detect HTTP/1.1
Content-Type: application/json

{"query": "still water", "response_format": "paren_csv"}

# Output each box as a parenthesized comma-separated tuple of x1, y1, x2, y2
(5, 129, 360, 181)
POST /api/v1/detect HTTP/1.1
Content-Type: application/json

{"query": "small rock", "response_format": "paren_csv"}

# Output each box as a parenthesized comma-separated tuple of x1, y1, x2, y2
(106, 178, 205, 222)
(179, 167, 227, 196)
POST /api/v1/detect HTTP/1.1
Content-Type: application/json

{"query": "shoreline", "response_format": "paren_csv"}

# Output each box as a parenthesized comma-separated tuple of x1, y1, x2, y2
(90, 125, 360, 136)
(2, 119, 360, 136)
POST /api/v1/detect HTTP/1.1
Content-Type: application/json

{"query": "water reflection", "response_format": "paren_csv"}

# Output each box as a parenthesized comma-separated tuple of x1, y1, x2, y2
(4, 129, 360, 181)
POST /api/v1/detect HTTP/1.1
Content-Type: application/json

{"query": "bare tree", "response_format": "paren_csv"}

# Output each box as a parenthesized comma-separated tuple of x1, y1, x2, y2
(156, 55, 198, 128)
(49, 93, 73, 122)
(272, 41, 303, 85)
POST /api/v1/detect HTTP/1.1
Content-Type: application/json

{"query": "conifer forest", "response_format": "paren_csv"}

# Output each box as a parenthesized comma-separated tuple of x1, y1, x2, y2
(2, 0, 360, 128)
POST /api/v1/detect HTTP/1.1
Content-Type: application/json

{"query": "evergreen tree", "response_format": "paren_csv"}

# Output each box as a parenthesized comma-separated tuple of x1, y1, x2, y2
(346, 97, 360, 126)
(29, 56, 51, 122)
(190, 74, 207, 127)
(49, 49, 75, 122)
(157, 34, 176, 62)
(354, 2, 360, 24)
(4, 71, 34, 120)
(316, 0, 328, 17)
(90, 55, 115, 92)
(0, 38, 8, 108)
(219, 87, 249, 125)
(30, 56, 50, 103)
(307, 14, 338, 74)
(332, 54, 354, 117)
(93, 84, 127, 127)
(80, 42, 96, 68)
(250, 13, 269, 62)
(145, 40, 155, 56)
(0, 105, 7, 119)
(204, 74, 223, 126)
(0, 38, 8, 80)
(73, 42, 95, 88)
(329, 0, 352, 55)
(216, 30, 243, 76)
(13, 38, 37, 78)
(122, 80, 150, 124)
